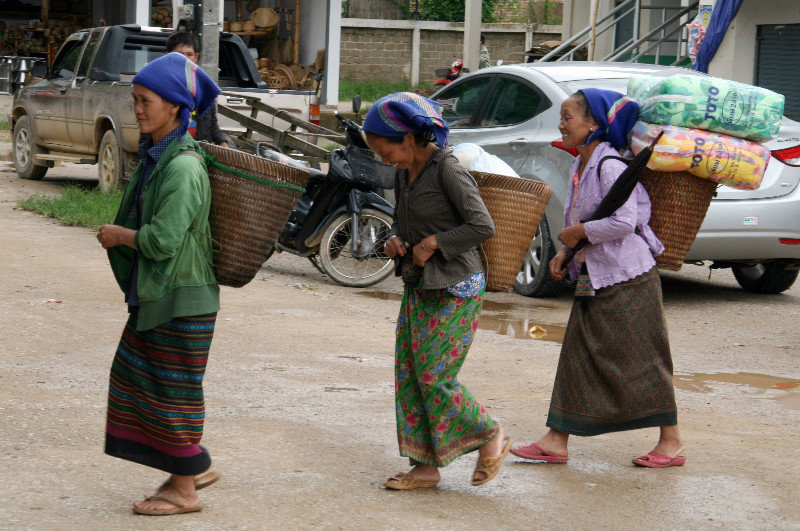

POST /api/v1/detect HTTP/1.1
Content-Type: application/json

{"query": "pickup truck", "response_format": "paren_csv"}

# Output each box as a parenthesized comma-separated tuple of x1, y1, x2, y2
(10, 24, 317, 191)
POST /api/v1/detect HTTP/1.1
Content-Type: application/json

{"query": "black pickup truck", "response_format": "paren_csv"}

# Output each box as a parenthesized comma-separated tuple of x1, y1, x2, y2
(10, 24, 316, 190)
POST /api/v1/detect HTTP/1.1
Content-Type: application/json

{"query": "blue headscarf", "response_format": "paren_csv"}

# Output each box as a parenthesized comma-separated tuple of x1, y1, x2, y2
(132, 52, 221, 138)
(362, 92, 449, 148)
(578, 89, 640, 150)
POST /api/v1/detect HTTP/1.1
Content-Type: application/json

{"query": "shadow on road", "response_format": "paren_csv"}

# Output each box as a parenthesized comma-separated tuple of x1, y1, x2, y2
(660, 269, 797, 307)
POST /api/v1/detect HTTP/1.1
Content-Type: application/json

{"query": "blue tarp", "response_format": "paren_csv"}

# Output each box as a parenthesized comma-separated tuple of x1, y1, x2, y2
(691, 0, 743, 73)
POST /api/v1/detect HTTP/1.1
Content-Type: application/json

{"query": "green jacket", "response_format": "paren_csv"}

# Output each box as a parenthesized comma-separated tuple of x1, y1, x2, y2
(107, 133, 219, 331)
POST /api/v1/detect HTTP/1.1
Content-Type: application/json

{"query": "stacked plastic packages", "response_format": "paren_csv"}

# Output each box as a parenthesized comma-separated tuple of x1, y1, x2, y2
(627, 74, 785, 190)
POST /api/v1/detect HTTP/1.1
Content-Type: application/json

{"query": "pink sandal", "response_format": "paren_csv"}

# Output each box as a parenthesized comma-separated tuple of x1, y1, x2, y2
(632, 451, 686, 468)
(510, 442, 568, 463)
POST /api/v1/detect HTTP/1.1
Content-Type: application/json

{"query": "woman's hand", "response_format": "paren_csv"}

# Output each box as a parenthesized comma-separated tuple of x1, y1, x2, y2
(97, 224, 137, 250)
(558, 223, 587, 249)
(549, 248, 569, 281)
(384, 236, 406, 259)
(412, 234, 438, 267)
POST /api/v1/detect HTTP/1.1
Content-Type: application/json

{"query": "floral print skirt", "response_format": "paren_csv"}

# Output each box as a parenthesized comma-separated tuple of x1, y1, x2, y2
(394, 285, 498, 467)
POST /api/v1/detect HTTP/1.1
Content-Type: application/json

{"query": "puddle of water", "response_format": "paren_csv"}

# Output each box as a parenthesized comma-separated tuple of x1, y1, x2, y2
(358, 291, 565, 343)
(674, 372, 800, 410)
(324, 386, 360, 392)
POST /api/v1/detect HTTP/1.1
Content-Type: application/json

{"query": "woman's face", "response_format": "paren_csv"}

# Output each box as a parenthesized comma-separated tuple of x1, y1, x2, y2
(559, 97, 597, 149)
(132, 84, 180, 140)
(366, 135, 415, 170)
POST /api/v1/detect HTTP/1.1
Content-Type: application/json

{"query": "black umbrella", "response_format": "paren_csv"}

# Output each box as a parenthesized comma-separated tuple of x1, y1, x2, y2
(563, 131, 664, 266)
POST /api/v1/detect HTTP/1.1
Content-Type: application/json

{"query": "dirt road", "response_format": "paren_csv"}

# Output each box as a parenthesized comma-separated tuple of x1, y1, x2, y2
(1, 162, 798, 530)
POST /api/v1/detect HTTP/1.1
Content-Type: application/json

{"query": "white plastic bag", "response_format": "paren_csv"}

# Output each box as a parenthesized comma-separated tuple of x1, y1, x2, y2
(452, 143, 519, 177)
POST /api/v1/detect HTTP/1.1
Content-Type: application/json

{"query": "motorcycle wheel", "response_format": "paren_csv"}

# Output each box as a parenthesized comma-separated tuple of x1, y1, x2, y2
(319, 208, 395, 288)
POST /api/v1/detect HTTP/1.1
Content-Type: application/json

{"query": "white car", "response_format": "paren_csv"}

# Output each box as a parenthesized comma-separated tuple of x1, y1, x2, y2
(432, 61, 800, 296)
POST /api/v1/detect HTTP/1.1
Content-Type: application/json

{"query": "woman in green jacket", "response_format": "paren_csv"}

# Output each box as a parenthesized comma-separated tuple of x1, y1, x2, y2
(96, 52, 221, 516)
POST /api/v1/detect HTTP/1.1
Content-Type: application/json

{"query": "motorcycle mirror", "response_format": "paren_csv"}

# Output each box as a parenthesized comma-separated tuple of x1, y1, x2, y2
(352, 95, 362, 114)
(496, 59, 503, 66)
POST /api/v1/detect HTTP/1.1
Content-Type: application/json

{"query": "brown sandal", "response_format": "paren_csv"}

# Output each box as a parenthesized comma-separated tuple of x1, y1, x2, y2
(133, 493, 203, 516)
(472, 436, 512, 486)
(384, 471, 439, 490)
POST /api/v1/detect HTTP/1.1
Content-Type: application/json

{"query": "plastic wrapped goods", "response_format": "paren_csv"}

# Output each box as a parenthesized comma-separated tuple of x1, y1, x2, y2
(452, 143, 519, 177)
(630, 121, 769, 190)
(628, 74, 785, 142)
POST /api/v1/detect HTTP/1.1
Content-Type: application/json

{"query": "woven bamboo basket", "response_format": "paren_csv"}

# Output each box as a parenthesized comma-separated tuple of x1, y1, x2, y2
(470, 172, 553, 292)
(200, 143, 309, 287)
(640, 169, 717, 271)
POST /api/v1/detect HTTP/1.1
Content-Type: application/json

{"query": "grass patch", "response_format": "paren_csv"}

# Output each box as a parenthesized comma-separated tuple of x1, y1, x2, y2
(18, 185, 122, 231)
(0, 120, 9, 131)
(339, 78, 432, 104)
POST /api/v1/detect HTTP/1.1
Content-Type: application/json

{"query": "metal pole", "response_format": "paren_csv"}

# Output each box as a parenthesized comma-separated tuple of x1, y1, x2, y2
(199, 0, 221, 84)
(463, 0, 482, 72)
(632, 0, 641, 56)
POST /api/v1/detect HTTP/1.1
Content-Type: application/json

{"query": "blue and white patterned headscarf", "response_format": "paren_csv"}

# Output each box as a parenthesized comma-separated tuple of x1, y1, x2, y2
(132, 52, 221, 138)
(578, 89, 640, 150)
(362, 92, 449, 148)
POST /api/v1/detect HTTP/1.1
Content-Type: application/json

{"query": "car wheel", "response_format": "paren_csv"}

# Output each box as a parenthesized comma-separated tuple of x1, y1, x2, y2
(12, 115, 47, 180)
(732, 261, 799, 294)
(513, 216, 565, 298)
(98, 129, 127, 193)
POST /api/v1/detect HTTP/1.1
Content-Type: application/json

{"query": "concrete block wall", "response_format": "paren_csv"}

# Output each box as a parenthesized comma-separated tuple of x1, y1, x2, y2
(340, 21, 560, 85)
(340, 27, 414, 80)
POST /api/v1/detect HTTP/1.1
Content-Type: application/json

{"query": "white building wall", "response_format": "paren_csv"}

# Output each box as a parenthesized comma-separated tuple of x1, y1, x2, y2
(709, 1, 800, 84)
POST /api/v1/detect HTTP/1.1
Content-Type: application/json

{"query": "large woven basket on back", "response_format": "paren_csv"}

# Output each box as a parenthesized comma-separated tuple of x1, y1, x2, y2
(470, 172, 553, 292)
(200, 143, 309, 287)
(640, 169, 717, 271)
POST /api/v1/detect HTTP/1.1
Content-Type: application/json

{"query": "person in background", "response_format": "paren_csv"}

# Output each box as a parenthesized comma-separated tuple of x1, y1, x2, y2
(97, 52, 222, 515)
(511, 89, 686, 469)
(479, 34, 491, 69)
(362, 92, 511, 491)
(138, 32, 229, 148)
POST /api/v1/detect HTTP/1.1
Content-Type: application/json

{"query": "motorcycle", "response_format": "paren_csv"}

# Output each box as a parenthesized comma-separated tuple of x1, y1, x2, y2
(259, 98, 397, 288)
(434, 58, 469, 86)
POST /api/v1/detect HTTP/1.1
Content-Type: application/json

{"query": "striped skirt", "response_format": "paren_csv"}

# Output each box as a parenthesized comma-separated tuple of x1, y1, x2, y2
(547, 268, 677, 436)
(105, 312, 216, 476)
(394, 286, 498, 467)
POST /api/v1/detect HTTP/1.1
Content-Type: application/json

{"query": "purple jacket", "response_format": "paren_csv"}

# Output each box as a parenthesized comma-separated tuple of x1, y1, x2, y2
(565, 142, 664, 289)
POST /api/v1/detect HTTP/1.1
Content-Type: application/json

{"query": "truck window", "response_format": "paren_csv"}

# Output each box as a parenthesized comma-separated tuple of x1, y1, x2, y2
(119, 36, 166, 78)
(51, 39, 85, 79)
(77, 29, 103, 78)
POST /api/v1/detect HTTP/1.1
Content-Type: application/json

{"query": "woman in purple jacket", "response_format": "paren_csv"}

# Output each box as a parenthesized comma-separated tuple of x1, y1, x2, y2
(512, 89, 686, 468)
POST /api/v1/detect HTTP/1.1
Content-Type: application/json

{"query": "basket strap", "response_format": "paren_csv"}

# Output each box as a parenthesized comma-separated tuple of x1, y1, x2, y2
(196, 149, 306, 193)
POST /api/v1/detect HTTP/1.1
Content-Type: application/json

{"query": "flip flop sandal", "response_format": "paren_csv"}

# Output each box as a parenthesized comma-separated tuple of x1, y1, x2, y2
(384, 471, 439, 490)
(132, 493, 203, 516)
(632, 451, 686, 468)
(472, 436, 512, 486)
(157, 468, 221, 494)
(510, 442, 568, 463)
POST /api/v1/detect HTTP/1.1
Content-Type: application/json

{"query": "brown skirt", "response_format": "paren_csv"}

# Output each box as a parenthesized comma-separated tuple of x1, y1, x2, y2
(546, 268, 677, 436)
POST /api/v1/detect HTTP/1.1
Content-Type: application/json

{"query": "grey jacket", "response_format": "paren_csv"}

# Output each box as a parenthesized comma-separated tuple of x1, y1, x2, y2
(392, 148, 495, 289)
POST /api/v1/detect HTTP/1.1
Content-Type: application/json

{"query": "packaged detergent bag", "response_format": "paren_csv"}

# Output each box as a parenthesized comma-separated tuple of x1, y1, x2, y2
(628, 74, 785, 142)
(630, 121, 770, 190)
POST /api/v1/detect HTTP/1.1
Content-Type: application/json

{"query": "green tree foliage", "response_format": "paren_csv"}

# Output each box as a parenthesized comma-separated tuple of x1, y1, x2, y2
(417, 0, 497, 23)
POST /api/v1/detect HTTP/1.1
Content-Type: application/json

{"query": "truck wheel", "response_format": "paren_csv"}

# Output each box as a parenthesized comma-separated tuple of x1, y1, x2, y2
(12, 115, 47, 180)
(98, 129, 125, 193)
(513, 216, 565, 298)
(732, 261, 799, 294)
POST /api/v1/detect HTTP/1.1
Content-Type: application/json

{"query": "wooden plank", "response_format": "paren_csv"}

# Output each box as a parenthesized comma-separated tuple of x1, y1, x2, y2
(221, 90, 344, 141)
(217, 104, 331, 159)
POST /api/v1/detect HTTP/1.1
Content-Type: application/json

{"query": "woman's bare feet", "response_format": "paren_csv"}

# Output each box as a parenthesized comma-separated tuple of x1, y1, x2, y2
(386, 464, 441, 484)
(134, 475, 199, 513)
(472, 427, 507, 484)
(650, 425, 685, 457)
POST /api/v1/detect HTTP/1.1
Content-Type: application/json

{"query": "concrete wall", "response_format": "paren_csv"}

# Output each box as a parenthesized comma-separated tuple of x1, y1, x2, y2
(339, 20, 561, 85)
(709, 1, 800, 84)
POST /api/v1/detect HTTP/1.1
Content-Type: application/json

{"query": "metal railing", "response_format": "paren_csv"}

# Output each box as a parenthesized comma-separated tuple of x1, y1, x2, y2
(538, 0, 698, 65)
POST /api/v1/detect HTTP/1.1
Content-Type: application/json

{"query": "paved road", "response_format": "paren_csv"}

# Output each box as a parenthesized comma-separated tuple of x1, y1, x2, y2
(1, 161, 798, 530)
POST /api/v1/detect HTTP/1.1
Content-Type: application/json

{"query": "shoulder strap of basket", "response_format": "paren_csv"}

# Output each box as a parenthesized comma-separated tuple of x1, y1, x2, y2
(596, 155, 629, 176)
(192, 148, 306, 193)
